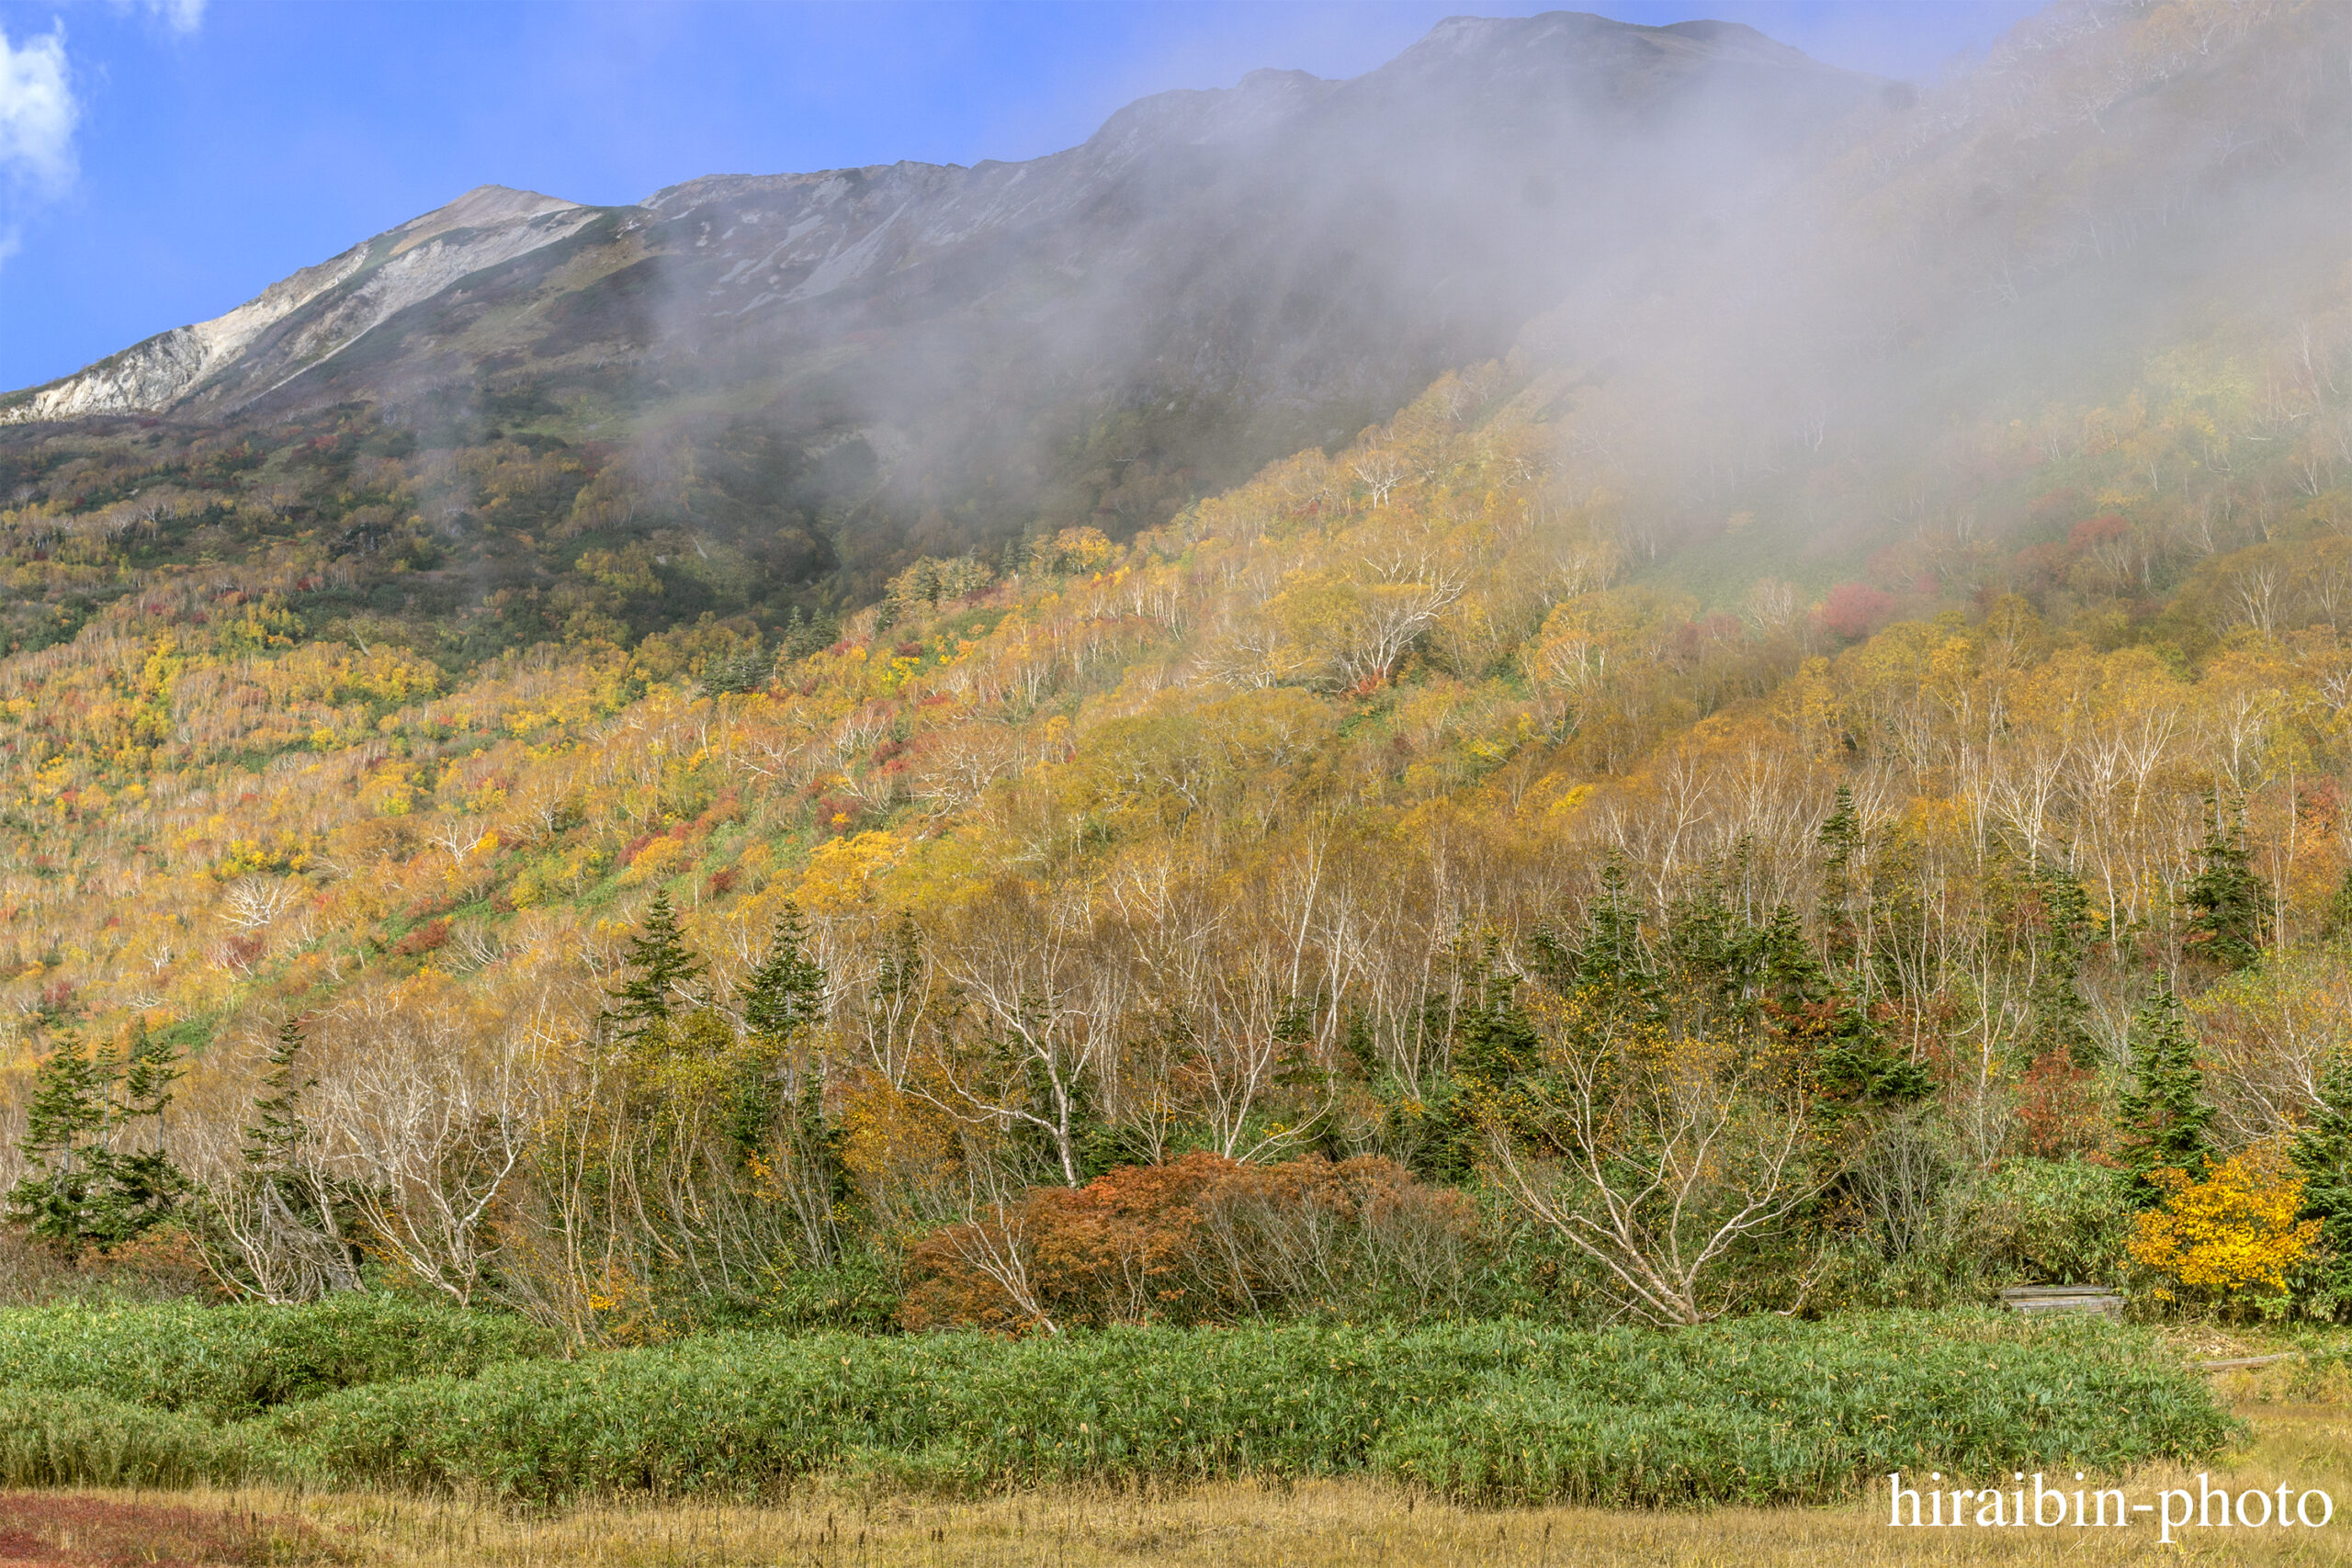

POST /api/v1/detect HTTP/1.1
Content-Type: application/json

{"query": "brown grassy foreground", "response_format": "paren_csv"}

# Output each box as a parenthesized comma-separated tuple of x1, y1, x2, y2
(6, 1394, 2352, 1567)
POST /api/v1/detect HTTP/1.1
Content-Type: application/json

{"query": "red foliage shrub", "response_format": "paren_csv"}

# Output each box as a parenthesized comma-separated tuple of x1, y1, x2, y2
(899, 1151, 1481, 1332)
(392, 918, 451, 958)
(1815, 581, 1896, 641)
(618, 823, 690, 865)
(691, 792, 741, 834)
(2027, 487, 2082, 524)
(2015, 1050, 2109, 1160)
(2068, 513, 2131, 549)
(2008, 541, 2072, 596)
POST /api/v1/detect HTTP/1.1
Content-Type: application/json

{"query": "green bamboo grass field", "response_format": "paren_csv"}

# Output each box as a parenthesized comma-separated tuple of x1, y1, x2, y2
(0, 1298, 2234, 1506)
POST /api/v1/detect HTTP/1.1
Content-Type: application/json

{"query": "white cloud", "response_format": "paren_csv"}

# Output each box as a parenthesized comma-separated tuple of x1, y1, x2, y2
(0, 25, 78, 197)
(96, 1, 207, 37)
(140, 0, 207, 36)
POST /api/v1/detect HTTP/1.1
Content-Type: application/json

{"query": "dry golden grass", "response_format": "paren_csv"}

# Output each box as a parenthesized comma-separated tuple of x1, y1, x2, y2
(11, 1397, 2352, 1566)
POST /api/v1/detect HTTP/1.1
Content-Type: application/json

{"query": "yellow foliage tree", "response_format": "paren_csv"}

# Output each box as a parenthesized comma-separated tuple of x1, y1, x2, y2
(2127, 1139, 2321, 1307)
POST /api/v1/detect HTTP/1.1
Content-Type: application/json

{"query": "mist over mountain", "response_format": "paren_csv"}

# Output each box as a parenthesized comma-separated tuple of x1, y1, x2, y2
(4, 12, 1878, 584)
(1510, 0, 2352, 596)
(1, 3, 2346, 650)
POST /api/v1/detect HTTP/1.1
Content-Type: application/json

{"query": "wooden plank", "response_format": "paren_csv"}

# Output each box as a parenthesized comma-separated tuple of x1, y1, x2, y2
(1998, 1285, 2124, 1319)
(2008, 1300, 2123, 1314)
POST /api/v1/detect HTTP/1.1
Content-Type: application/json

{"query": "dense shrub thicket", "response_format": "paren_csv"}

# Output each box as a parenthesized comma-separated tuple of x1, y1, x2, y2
(0, 1387, 259, 1489)
(0, 1293, 553, 1419)
(0, 1302, 2236, 1506)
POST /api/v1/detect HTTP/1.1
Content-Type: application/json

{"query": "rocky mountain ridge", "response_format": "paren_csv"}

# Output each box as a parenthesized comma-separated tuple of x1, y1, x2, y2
(5, 186, 585, 425)
(3, 11, 1880, 560)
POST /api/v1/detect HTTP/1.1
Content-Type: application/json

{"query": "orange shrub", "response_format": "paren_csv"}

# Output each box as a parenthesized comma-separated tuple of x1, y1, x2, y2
(899, 1152, 1481, 1332)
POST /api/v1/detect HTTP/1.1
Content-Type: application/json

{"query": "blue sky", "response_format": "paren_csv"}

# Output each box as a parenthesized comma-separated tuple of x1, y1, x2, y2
(0, 1, 2037, 395)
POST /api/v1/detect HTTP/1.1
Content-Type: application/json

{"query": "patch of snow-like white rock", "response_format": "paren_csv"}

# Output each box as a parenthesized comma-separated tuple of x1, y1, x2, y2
(1, 186, 584, 423)
(245, 206, 598, 400)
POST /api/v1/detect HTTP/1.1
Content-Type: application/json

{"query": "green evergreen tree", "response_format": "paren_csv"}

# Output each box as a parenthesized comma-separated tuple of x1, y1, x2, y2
(96, 1021, 188, 1242)
(862, 909, 928, 1068)
(731, 902, 831, 1156)
(740, 902, 826, 1043)
(1751, 903, 1828, 1021)
(6, 1022, 190, 1252)
(1729, 900, 1931, 1110)
(119, 1019, 183, 1122)
(1818, 784, 1862, 972)
(606, 890, 705, 1047)
(4, 1032, 114, 1251)
(233, 1015, 363, 1293)
(2023, 863, 2099, 1066)
(2322, 863, 2352, 944)
(2116, 988, 2215, 1206)
(1577, 858, 1645, 978)
(1659, 842, 1767, 1039)
(2290, 1047, 2352, 1312)
(1806, 998, 1935, 1109)
(701, 640, 770, 695)
(2184, 800, 2270, 972)
(776, 606, 841, 669)
(243, 1016, 312, 1174)
(1453, 962, 1543, 1086)
(1571, 857, 1662, 1020)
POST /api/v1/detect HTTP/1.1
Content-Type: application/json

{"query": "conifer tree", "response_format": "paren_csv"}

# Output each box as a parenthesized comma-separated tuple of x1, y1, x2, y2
(2116, 988, 2215, 1206)
(229, 1015, 363, 1295)
(1571, 856, 1661, 1020)
(731, 902, 831, 1155)
(741, 902, 826, 1043)
(701, 639, 770, 695)
(2322, 864, 2352, 943)
(1453, 957, 1543, 1085)
(243, 1016, 312, 1175)
(119, 1019, 183, 1122)
(4, 1032, 113, 1251)
(778, 605, 837, 666)
(1807, 998, 1934, 1109)
(1818, 784, 1862, 971)
(864, 908, 928, 1065)
(2291, 1046, 2352, 1308)
(606, 890, 705, 1047)
(1731, 899, 1930, 1110)
(2023, 863, 2098, 1066)
(97, 1021, 188, 1242)
(1660, 843, 1765, 1038)
(2184, 800, 2269, 971)
(6, 1022, 192, 1251)
(1751, 903, 1827, 1021)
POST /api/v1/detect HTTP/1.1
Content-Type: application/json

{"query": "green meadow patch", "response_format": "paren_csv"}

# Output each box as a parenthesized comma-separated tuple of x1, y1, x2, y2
(0, 1304, 2234, 1507)
(0, 1292, 555, 1419)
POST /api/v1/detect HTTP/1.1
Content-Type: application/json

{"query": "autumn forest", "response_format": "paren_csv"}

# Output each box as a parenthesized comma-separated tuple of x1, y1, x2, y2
(7, 0, 2352, 1364)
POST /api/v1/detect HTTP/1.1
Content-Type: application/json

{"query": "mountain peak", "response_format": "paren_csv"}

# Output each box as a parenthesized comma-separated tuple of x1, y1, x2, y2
(383, 184, 581, 255)
(2, 5, 1876, 481)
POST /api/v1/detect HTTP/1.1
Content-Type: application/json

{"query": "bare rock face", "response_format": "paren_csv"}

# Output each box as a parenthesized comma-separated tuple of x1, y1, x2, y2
(3, 186, 588, 425)
(2, 14, 1877, 544)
